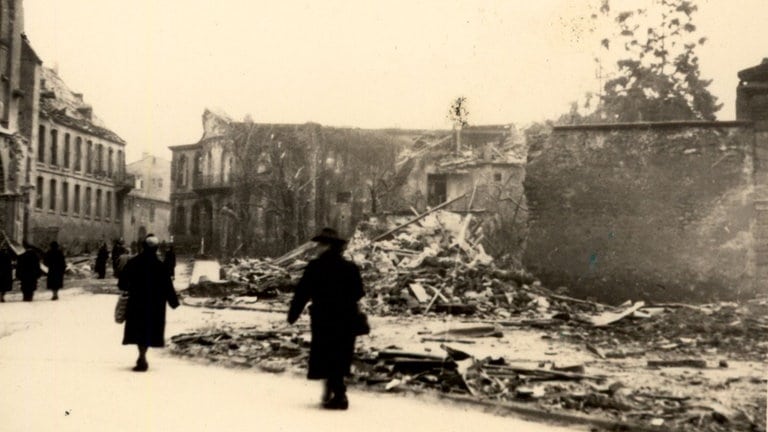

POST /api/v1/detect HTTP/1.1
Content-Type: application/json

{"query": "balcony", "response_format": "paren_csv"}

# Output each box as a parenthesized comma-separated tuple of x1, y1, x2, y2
(113, 173, 136, 194)
(193, 174, 234, 192)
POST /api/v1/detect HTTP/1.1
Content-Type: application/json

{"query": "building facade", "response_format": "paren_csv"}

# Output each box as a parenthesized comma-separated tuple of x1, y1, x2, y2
(169, 109, 405, 257)
(27, 67, 130, 252)
(0, 1, 35, 245)
(124, 153, 171, 246)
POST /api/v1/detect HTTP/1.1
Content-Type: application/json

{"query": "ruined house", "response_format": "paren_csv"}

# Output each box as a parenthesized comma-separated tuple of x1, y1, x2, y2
(524, 59, 768, 303)
(392, 125, 529, 261)
(169, 109, 408, 256)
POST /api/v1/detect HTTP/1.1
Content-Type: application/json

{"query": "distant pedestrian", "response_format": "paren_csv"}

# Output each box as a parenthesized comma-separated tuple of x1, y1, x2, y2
(0, 245, 13, 302)
(164, 243, 176, 280)
(44, 241, 66, 301)
(95, 242, 109, 279)
(17, 243, 41, 302)
(119, 234, 179, 372)
(287, 228, 365, 410)
(111, 239, 127, 277)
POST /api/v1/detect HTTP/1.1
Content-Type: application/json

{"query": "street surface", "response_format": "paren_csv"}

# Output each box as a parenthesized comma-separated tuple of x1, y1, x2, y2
(0, 287, 582, 432)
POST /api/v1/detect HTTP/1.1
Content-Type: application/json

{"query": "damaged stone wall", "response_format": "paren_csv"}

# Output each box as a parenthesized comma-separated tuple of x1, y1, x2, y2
(524, 122, 758, 303)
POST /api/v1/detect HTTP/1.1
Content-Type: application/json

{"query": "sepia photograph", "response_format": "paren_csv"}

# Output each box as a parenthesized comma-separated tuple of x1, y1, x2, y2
(0, 1, 765, 431)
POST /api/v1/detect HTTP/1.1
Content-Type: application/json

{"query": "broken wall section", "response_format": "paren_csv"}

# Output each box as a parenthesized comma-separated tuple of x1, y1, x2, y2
(524, 122, 759, 303)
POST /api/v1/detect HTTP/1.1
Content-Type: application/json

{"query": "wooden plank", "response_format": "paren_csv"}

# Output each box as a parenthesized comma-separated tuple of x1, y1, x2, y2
(371, 193, 468, 243)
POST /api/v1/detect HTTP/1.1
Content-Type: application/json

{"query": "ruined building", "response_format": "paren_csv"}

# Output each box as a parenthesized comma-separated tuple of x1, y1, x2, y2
(27, 67, 130, 252)
(169, 109, 406, 256)
(393, 125, 529, 261)
(123, 153, 171, 245)
(524, 58, 768, 303)
(0, 0, 34, 244)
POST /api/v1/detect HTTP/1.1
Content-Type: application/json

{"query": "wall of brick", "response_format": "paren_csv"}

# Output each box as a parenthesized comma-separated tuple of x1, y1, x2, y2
(524, 122, 758, 303)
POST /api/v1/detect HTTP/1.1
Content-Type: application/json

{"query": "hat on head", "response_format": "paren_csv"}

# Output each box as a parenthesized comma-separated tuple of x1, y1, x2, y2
(310, 227, 347, 245)
(144, 234, 159, 248)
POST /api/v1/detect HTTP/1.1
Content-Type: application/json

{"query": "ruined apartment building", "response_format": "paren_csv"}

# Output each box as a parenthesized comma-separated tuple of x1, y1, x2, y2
(124, 153, 171, 245)
(524, 59, 768, 304)
(169, 109, 405, 256)
(0, 0, 36, 244)
(394, 125, 529, 260)
(28, 67, 130, 252)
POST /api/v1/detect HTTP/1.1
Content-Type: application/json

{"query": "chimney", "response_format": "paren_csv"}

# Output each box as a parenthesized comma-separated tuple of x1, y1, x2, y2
(77, 106, 92, 120)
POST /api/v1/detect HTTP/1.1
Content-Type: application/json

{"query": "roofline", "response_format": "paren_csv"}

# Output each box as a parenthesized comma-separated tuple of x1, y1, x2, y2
(168, 143, 201, 151)
(553, 120, 753, 132)
(39, 114, 127, 145)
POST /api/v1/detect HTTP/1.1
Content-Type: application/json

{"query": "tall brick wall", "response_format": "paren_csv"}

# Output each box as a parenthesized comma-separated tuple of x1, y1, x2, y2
(524, 122, 758, 303)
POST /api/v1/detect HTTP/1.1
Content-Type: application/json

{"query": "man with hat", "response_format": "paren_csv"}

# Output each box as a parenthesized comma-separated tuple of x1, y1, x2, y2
(287, 227, 365, 410)
(119, 234, 179, 371)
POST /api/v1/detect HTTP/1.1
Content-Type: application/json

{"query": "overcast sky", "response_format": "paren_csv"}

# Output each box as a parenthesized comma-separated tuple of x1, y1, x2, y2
(23, 0, 766, 162)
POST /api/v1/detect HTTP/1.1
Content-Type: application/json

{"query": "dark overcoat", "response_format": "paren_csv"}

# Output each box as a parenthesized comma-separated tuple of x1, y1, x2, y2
(288, 250, 364, 380)
(119, 250, 179, 347)
(95, 246, 109, 277)
(0, 250, 13, 293)
(44, 248, 66, 290)
(16, 250, 41, 292)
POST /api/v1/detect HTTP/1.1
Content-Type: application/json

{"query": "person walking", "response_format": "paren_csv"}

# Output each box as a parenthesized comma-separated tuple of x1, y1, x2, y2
(0, 245, 13, 302)
(17, 243, 41, 302)
(44, 242, 66, 301)
(95, 242, 109, 279)
(111, 239, 127, 277)
(287, 228, 365, 410)
(118, 234, 179, 372)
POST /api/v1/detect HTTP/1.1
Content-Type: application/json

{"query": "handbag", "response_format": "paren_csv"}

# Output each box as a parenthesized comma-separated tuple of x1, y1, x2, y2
(114, 292, 129, 324)
(353, 309, 370, 336)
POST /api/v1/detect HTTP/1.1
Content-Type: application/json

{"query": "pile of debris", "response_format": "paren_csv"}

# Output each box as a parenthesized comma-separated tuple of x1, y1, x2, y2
(170, 324, 764, 432)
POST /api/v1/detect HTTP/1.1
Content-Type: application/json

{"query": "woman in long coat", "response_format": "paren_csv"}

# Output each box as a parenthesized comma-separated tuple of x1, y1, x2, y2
(17, 243, 41, 302)
(44, 242, 66, 300)
(0, 245, 13, 302)
(119, 234, 179, 371)
(95, 243, 109, 279)
(287, 228, 364, 410)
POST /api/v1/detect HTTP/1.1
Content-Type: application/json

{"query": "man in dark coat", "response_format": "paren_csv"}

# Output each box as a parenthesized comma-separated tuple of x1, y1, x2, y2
(0, 245, 13, 302)
(17, 243, 41, 302)
(119, 234, 179, 372)
(287, 228, 365, 410)
(111, 239, 127, 277)
(95, 242, 109, 279)
(44, 241, 66, 300)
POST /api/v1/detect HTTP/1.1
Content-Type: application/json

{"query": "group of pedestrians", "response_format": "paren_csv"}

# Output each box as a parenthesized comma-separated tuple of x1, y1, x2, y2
(1, 227, 365, 411)
(116, 227, 364, 410)
(0, 241, 65, 302)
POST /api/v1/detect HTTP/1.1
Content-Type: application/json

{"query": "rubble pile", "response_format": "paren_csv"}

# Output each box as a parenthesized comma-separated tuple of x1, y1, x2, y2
(573, 297, 768, 361)
(170, 324, 765, 432)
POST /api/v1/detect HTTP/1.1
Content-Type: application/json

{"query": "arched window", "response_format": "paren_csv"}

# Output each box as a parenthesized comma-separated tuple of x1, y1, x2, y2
(177, 155, 187, 187)
(50, 129, 58, 166)
(37, 125, 45, 162)
(74, 137, 82, 171)
(63, 133, 71, 169)
(49, 179, 56, 210)
(108, 148, 114, 176)
(96, 144, 103, 173)
(35, 176, 43, 209)
(86, 141, 93, 173)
